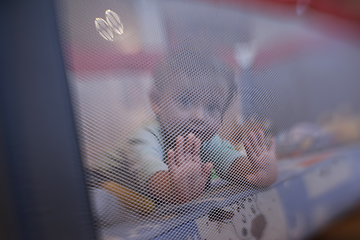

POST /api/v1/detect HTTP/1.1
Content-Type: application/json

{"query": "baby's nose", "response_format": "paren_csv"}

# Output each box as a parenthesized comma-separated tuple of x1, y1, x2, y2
(191, 106, 206, 120)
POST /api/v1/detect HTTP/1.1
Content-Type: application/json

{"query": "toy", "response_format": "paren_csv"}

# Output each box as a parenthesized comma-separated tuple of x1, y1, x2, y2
(103, 181, 155, 214)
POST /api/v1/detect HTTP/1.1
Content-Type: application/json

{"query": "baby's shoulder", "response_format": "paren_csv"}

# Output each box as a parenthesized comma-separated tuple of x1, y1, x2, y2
(131, 123, 161, 145)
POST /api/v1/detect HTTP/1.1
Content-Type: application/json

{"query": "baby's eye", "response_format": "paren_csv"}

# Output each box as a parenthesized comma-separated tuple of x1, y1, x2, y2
(206, 103, 221, 113)
(178, 95, 193, 108)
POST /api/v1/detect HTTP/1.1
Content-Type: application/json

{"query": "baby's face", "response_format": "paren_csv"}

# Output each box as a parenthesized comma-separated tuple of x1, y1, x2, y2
(153, 77, 229, 142)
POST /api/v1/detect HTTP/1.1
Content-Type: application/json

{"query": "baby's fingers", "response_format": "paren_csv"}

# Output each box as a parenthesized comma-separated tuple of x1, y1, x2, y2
(167, 149, 175, 170)
(185, 133, 201, 162)
(244, 140, 255, 160)
(248, 132, 258, 151)
(175, 135, 185, 164)
(268, 137, 275, 153)
(202, 162, 213, 177)
(254, 130, 266, 153)
(185, 133, 195, 154)
(257, 130, 265, 148)
(193, 137, 201, 161)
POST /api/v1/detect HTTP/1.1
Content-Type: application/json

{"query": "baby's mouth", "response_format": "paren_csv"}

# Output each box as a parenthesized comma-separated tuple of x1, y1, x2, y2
(186, 128, 210, 141)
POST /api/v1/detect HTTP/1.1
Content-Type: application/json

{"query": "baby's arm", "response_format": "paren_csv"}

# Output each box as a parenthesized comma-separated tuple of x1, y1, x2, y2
(228, 129, 277, 187)
(147, 134, 213, 204)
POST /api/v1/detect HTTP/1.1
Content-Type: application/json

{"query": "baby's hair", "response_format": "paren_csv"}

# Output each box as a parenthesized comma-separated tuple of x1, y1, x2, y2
(152, 47, 237, 114)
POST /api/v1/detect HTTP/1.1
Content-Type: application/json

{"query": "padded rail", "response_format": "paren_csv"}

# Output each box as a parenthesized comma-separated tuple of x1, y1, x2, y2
(98, 144, 360, 240)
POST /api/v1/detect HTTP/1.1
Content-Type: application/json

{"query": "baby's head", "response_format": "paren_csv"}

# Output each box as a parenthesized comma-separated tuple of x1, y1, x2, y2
(150, 48, 236, 143)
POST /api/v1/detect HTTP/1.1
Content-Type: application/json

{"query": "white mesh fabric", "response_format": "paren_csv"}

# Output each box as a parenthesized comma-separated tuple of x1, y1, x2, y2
(55, 0, 360, 239)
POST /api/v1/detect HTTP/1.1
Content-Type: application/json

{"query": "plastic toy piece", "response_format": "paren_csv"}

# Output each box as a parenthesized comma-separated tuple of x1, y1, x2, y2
(103, 181, 155, 214)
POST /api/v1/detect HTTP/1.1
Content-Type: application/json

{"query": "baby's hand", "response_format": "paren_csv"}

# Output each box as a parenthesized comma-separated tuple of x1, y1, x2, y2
(167, 133, 213, 203)
(244, 130, 277, 187)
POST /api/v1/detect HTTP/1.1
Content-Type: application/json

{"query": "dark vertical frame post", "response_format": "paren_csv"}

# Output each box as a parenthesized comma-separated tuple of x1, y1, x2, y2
(0, 0, 97, 239)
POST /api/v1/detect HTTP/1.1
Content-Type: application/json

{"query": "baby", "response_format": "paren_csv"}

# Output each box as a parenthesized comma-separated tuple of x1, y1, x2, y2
(111, 49, 277, 204)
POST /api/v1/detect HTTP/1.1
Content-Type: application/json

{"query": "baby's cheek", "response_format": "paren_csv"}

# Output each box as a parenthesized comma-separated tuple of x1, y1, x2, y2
(207, 124, 221, 137)
(163, 118, 185, 133)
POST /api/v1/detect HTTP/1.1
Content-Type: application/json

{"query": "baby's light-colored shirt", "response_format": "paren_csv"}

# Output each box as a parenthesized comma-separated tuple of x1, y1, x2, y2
(104, 123, 246, 190)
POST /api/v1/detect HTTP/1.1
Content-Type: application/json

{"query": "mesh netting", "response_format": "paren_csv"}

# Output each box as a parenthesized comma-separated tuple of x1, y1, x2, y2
(56, 0, 360, 239)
